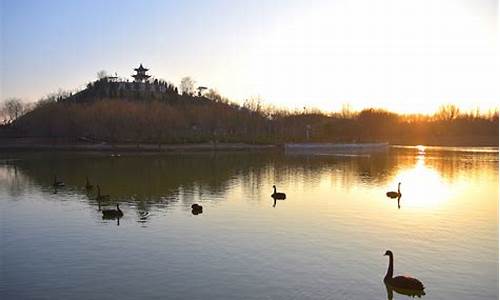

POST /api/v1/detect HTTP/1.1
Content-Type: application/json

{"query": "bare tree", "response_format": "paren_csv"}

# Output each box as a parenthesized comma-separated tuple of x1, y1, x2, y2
(436, 104, 460, 121)
(97, 70, 109, 80)
(180, 77, 196, 95)
(2, 98, 25, 123)
(340, 103, 354, 119)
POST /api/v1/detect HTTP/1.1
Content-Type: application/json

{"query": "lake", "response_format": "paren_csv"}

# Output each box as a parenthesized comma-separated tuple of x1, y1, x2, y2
(0, 146, 498, 299)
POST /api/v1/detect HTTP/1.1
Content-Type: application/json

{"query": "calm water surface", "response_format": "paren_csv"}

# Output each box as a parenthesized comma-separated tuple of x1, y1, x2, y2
(0, 147, 498, 299)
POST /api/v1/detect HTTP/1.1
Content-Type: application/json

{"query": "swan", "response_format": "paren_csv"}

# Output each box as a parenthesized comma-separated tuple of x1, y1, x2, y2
(96, 185, 110, 201)
(386, 183, 401, 198)
(384, 250, 425, 295)
(85, 177, 93, 190)
(191, 204, 203, 210)
(271, 185, 286, 200)
(102, 203, 123, 218)
(53, 176, 65, 188)
(191, 204, 203, 215)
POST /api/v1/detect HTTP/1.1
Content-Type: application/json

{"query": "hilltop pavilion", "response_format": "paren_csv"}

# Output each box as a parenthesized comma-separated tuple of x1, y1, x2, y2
(132, 64, 151, 82)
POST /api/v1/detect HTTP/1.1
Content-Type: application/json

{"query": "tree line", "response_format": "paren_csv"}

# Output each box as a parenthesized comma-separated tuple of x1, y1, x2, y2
(1, 77, 498, 146)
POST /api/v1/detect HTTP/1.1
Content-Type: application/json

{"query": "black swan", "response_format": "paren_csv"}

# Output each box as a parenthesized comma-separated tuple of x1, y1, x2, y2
(386, 183, 401, 198)
(384, 250, 425, 296)
(53, 176, 65, 188)
(102, 203, 123, 218)
(96, 185, 110, 201)
(271, 185, 286, 200)
(191, 204, 203, 215)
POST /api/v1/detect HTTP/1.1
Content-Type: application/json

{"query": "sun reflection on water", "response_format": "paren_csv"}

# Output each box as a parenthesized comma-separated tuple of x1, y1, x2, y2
(390, 150, 453, 209)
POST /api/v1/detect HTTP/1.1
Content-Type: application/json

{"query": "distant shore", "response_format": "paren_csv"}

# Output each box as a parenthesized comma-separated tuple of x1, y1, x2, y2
(0, 137, 497, 153)
(0, 138, 278, 153)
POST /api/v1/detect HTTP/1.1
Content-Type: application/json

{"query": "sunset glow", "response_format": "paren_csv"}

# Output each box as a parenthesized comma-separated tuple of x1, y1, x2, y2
(2, 0, 498, 114)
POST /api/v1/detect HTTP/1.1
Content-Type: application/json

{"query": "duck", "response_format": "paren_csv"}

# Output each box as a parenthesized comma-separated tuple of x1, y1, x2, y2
(102, 203, 123, 218)
(386, 182, 401, 198)
(85, 177, 93, 190)
(191, 203, 203, 210)
(96, 185, 110, 201)
(383, 250, 425, 295)
(53, 176, 65, 188)
(271, 185, 286, 200)
(191, 204, 203, 215)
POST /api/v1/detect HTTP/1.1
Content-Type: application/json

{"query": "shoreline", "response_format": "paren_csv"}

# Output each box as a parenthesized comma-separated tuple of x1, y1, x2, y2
(0, 139, 279, 153)
(0, 138, 497, 153)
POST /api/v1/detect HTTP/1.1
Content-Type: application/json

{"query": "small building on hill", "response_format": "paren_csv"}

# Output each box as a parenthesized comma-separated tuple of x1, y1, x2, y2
(65, 64, 180, 102)
(132, 64, 151, 82)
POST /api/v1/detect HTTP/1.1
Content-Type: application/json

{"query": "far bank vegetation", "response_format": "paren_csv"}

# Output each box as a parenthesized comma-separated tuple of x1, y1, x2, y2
(1, 76, 498, 146)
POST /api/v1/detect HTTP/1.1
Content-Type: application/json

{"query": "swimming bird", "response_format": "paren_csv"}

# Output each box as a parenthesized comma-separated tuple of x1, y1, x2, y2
(96, 185, 110, 201)
(271, 185, 286, 200)
(53, 176, 65, 188)
(383, 250, 425, 295)
(191, 204, 202, 210)
(386, 182, 401, 198)
(102, 203, 123, 218)
(191, 204, 203, 215)
(85, 177, 93, 190)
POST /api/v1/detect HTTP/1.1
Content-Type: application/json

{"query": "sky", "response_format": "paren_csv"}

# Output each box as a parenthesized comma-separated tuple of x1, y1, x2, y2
(1, 0, 498, 114)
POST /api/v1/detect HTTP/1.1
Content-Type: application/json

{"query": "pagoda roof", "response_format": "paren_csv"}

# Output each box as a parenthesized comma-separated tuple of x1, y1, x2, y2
(134, 64, 149, 72)
(132, 74, 151, 79)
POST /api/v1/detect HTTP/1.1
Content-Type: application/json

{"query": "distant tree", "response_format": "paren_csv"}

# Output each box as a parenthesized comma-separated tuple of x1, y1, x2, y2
(97, 70, 109, 80)
(340, 103, 354, 119)
(205, 89, 231, 104)
(243, 96, 263, 113)
(1, 98, 25, 123)
(436, 104, 460, 121)
(205, 89, 221, 101)
(180, 77, 196, 95)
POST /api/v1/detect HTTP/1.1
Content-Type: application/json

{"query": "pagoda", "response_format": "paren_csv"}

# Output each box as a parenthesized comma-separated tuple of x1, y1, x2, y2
(132, 64, 151, 82)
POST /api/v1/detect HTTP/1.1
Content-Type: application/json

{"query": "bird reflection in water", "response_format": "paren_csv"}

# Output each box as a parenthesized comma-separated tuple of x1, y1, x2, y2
(385, 282, 426, 300)
(272, 197, 285, 208)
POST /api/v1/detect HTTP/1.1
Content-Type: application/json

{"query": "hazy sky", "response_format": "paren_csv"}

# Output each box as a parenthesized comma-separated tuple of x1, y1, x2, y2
(1, 0, 498, 113)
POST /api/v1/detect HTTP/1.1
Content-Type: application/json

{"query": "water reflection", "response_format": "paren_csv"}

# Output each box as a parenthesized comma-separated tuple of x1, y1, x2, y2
(272, 197, 286, 208)
(388, 149, 453, 209)
(0, 148, 497, 300)
(0, 148, 497, 221)
(385, 282, 426, 300)
(138, 211, 150, 221)
(102, 213, 121, 226)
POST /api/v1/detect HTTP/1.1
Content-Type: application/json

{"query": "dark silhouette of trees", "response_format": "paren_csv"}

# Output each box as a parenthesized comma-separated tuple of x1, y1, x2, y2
(2, 74, 498, 147)
(436, 104, 460, 121)
(97, 70, 109, 80)
(1, 98, 27, 124)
